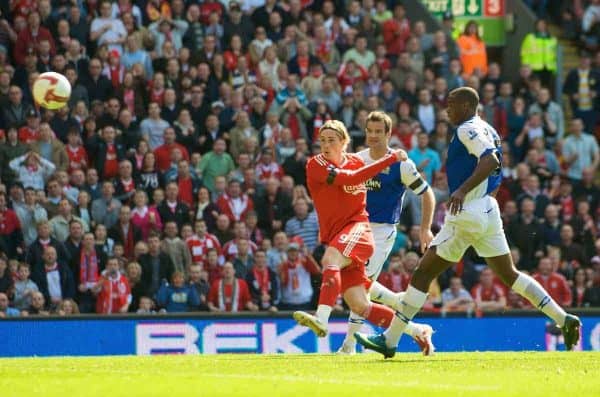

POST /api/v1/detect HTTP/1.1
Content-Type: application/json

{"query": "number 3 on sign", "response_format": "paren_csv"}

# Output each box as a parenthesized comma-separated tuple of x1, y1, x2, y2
(484, 0, 504, 16)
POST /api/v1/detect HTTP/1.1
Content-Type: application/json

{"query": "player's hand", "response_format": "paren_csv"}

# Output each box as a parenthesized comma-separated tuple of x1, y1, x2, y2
(448, 188, 466, 215)
(419, 228, 434, 254)
(392, 149, 408, 162)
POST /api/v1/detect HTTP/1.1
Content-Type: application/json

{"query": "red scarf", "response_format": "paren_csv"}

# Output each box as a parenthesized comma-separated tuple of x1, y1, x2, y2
(288, 113, 300, 140)
(80, 249, 99, 284)
(253, 267, 270, 294)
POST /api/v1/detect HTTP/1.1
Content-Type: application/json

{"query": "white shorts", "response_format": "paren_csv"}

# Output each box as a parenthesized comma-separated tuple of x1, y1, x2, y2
(365, 223, 397, 279)
(431, 196, 510, 263)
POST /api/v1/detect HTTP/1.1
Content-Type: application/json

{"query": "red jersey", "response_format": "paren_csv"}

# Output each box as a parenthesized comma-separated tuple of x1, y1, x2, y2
(18, 126, 39, 144)
(377, 271, 410, 293)
(154, 143, 190, 171)
(471, 283, 506, 302)
(66, 145, 88, 172)
(0, 208, 21, 235)
(96, 273, 131, 314)
(104, 143, 119, 179)
(208, 278, 251, 312)
(255, 162, 284, 181)
(187, 233, 223, 265)
(306, 152, 396, 244)
(533, 272, 572, 307)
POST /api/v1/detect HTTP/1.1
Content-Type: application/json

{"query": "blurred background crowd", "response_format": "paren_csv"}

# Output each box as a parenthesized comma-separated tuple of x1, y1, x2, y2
(0, 0, 599, 318)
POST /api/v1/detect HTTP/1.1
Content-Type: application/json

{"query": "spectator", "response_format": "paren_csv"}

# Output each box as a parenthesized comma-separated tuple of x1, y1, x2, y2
(56, 298, 80, 316)
(188, 264, 209, 311)
(140, 102, 170, 151)
(31, 246, 75, 309)
(198, 138, 235, 193)
(131, 190, 162, 240)
(75, 232, 106, 313)
(254, 177, 292, 235)
(0, 193, 23, 259)
(528, 88, 564, 147)
(559, 224, 587, 267)
(125, 261, 145, 313)
(382, 4, 411, 60)
(471, 268, 507, 312)
(90, 0, 127, 54)
(31, 123, 69, 172)
(217, 180, 254, 223)
(86, 125, 127, 181)
(520, 19, 557, 89)
(245, 249, 279, 312)
(13, 263, 39, 311)
(9, 151, 56, 191)
(81, 58, 113, 103)
(562, 118, 599, 181)
(408, 132, 442, 185)
(160, 221, 191, 274)
(49, 199, 88, 243)
(231, 238, 254, 279)
(277, 238, 322, 311)
(0, 257, 12, 296)
(533, 257, 572, 307)
(95, 257, 131, 314)
(378, 253, 412, 293)
(157, 182, 191, 227)
(441, 276, 475, 313)
(154, 127, 190, 172)
(92, 182, 122, 231)
(108, 206, 142, 261)
(13, 11, 55, 66)
(456, 20, 488, 78)
(208, 261, 258, 312)
(284, 197, 319, 252)
(139, 232, 175, 298)
(0, 292, 20, 317)
(156, 271, 199, 312)
(14, 187, 48, 247)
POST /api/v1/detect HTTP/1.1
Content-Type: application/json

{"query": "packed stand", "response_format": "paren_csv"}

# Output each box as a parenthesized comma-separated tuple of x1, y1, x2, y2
(0, 0, 599, 319)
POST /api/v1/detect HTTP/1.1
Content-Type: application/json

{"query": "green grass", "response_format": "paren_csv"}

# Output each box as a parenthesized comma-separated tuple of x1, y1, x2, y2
(1, 352, 599, 397)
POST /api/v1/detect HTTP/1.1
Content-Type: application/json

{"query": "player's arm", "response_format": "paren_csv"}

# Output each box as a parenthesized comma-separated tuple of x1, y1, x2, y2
(448, 128, 500, 215)
(401, 160, 436, 252)
(308, 150, 406, 186)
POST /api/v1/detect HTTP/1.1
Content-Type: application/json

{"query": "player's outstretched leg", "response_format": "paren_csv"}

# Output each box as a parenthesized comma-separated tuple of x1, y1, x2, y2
(485, 254, 582, 350)
(293, 247, 347, 337)
(355, 248, 451, 358)
(340, 282, 434, 355)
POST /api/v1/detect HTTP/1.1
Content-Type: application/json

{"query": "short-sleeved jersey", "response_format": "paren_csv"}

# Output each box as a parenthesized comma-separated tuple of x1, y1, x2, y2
(447, 116, 502, 203)
(306, 152, 396, 244)
(357, 149, 429, 224)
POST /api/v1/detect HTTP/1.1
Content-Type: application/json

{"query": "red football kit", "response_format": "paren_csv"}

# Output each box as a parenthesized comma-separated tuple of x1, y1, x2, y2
(306, 152, 396, 292)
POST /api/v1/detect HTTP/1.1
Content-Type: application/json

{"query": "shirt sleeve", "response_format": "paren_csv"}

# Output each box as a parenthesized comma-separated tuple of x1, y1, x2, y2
(399, 159, 429, 195)
(457, 126, 498, 159)
(307, 154, 397, 186)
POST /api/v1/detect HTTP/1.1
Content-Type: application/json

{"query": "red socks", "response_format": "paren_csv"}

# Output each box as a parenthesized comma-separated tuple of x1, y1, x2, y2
(363, 303, 394, 328)
(318, 266, 341, 307)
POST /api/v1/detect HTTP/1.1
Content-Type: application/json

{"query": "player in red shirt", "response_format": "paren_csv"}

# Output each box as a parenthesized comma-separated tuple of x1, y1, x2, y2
(293, 120, 407, 337)
(533, 257, 572, 307)
(471, 267, 507, 312)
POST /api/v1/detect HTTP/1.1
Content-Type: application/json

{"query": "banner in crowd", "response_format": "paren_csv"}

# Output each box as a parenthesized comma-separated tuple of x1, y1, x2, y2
(1, 315, 599, 357)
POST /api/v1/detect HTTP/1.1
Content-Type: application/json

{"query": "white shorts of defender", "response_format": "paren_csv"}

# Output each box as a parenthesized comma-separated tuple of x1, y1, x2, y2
(365, 223, 397, 280)
(431, 195, 510, 263)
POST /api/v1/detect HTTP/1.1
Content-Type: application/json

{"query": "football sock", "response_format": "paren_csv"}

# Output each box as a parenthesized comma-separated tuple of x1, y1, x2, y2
(511, 272, 567, 327)
(362, 302, 394, 328)
(316, 266, 341, 324)
(369, 281, 406, 308)
(344, 311, 365, 345)
(383, 285, 428, 347)
(316, 304, 332, 325)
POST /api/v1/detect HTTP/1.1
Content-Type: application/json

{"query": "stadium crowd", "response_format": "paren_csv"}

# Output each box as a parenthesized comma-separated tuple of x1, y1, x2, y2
(0, 0, 599, 318)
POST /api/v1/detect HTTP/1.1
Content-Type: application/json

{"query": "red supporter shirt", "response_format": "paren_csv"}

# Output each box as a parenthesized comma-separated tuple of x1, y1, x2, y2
(187, 234, 223, 265)
(306, 152, 396, 244)
(208, 278, 252, 312)
(66, 145, 88, 172)
(0, 208, 21, 235)
(18, 126, 39, 144)
(104, 143, 118, 179)
(377, 271, 410, 293)
(154, 143, 190, 171)
(178, 177, 194, 207)
(533, 272, 573, 307)
(471, 283, 506, 302)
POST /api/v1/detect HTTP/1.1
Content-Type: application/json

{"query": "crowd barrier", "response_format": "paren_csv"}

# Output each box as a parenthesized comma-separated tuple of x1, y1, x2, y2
(1, 310, 599, 357)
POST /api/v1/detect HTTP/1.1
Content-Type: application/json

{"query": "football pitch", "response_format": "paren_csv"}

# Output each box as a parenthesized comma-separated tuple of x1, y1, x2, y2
(1, 352, 599, 397)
